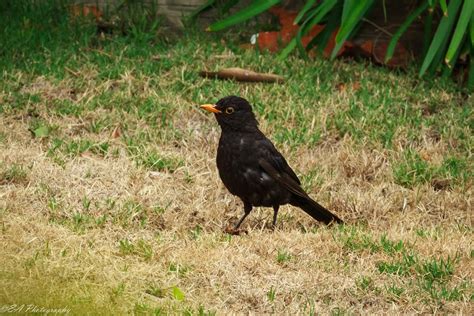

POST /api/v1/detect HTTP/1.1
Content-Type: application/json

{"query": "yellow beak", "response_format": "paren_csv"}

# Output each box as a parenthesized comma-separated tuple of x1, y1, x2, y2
(200, 104, 221, 113)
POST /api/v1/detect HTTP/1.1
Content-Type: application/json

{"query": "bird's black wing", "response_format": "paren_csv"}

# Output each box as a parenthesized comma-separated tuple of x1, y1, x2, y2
(256, 138, 308, 199)
(258, 158, 309, 199)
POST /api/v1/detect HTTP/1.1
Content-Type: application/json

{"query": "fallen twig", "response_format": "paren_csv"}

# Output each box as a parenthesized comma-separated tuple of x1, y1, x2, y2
(200, 67, 285, 83)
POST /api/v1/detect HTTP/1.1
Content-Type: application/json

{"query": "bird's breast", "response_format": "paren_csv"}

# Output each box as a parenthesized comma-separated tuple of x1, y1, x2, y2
(216, 133, 291, 206)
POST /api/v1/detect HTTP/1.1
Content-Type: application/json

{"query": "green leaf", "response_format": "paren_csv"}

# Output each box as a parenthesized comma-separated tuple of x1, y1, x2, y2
(307, 6, 341, 54)
(295, 0, 338, 58)
(277, 39, 297, 60)
(341, 0, 357, 24)
(331, 0, 375, 59)
(385, 0, 430, 63)
(298, 0, 336, 35)
(470, 13, 474, 45)
(294, 12, 316, 58)
(34, 125, 50, 138)
(427, 37, 449, 75)
(423, 7, 434, 57)
(442, 36, 467, 77)
(172, 286, 185, 301)
(206, 0, 280, 32)
(445, 0, 474, 65)
(294, 0, 318, 25)
(419, 0, 463, 76)
(278, 0, 338, 60)
(440, 0, 448, 16)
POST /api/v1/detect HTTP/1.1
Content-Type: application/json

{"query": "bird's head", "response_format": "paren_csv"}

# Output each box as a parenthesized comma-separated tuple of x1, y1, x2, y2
(200, 96, 258, 131)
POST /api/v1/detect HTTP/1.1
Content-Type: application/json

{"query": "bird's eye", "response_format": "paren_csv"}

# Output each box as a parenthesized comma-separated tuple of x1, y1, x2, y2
(225, 107, 235, 114)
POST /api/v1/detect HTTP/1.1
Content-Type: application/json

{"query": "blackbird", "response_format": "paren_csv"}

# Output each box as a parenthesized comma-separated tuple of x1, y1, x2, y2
(201, 96, 343, 233)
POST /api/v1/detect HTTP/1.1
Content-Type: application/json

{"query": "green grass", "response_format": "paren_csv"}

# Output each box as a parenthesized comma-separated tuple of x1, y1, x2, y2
(276, 249, 292, 264)
(334, 225, 408, 255)
(267, 286, 277, 302)
(393, 149, 471, 189)
(0, 163, 29, 185)
(118, 238, 154, 260)
(376, 253, 469, 304)
(335, 225, 472, 307)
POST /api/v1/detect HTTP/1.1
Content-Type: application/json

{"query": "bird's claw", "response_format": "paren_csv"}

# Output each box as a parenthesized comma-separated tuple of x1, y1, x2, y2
(224, 225, 248, 235)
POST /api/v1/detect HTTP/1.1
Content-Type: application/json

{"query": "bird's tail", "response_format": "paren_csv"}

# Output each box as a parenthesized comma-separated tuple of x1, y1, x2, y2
(290, 196, 343, 225)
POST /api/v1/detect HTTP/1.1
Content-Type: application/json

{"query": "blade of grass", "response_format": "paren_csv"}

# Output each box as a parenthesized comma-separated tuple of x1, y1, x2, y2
(206, 0, 280, 32)
(419, 0, 463, 76)
(445, 0, 474, 66)
(331, 0, 375, 59)
(385, 0, 430, 63)
(294, 0, 318, 25)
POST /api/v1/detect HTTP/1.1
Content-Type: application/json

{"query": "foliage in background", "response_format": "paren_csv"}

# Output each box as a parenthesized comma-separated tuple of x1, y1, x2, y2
(99, 0, 162, 37)
(200, 0, 474, 89)
(0, 0, 164, 72)
(0, 0, 93, 65)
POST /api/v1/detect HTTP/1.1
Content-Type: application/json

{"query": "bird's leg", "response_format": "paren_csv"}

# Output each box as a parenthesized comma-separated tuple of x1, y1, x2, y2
(234, 202, 252, 230)
(272, 205, 279, 229)
(224, 202, 252, 235)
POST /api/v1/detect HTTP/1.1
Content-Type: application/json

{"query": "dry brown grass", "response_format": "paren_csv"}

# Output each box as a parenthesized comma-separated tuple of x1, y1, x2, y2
(0, 37, 473, 314)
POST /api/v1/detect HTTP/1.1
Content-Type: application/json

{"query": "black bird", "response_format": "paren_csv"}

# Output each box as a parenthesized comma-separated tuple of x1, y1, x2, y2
(201, 96, 343, 233)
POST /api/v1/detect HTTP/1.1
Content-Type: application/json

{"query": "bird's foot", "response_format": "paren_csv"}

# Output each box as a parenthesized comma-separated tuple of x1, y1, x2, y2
(224, 225, 248, 236)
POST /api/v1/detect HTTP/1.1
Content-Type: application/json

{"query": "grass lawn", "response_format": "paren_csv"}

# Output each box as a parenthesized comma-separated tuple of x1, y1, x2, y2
(0, 1, 472, 314)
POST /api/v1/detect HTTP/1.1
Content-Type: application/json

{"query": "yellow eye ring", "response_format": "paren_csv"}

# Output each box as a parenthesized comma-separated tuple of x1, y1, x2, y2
(225, 107, 235, 114)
